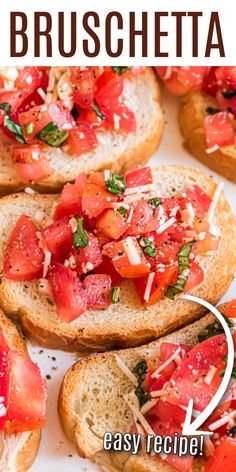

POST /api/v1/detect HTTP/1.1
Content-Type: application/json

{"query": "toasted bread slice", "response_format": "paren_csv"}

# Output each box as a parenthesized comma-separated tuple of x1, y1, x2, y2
(58, 312, 218, 471)
(0, 68, 163, 195)
(179, 92, 236, 183)
(0, 309, 40, 472)
(0, 166, 235, 352)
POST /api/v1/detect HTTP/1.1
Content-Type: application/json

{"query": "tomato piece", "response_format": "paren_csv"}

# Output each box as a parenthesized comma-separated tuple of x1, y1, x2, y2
(111, 237, 150, 278)
(84, 274, 112, 309)
(204, 112, 234, 148)
(194, 220, 210, 234)
(14, 67, 42, 91)
(126, 201, 162, 236)
(215, 67, 236, 90)
(41, 216, 72, 262)
(159, 342, 191, 377)
(163, 334, 228, 412)
(0, 337, 9, 431)
(48, 262, 87, 322)
(94, 256, 123, 287)
(203, 67, 220, 97)
(142, 372, 168, 393)
(12, 144, 52, 183)
(68, 122, 97, 156)
(82, 174, 118, 218)
(67, 232, 102, 274)
(0, 90, 32, 114)
(157, 66, 207, 96)
(70, 68, 95, 109)
(183, 262, 204, 292)
(179, 185, 212, 220)
(134, 266, 178, 306)
(3, 215, 43, 281)
(150, 400, 186, 427)
(54, 173, 86, 220)
(96, 70, 124, 105)
(125, 167, 153, 188)
(96, 209, 128, 240)
(5, 350, 47, 433)
(194, 233, 219, 256)
(113, 103, 136, 133)
(205, 436, 236, 472)
(149, 240, 181, 268)
(148, 417, 193, 472)
(224, 299, 236, 319)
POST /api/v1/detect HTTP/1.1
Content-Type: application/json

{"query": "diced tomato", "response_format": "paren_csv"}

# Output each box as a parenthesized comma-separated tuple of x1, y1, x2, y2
(96, 70, 124, 105)
(5, 350, 47, 433)
(163, 334, 228, 412)
(82, 174, 118, 218)
(159, 342, 191, 377)
(215, 67, 236, 90)
(224, 299, 236, 318)
(54, 173, 86, 220)
(150, 400, 186, 427)
(113, 103, 136, 133)
(142, 371, 168, 393)
(126, 201, 163, 236)
(12, 144, 52, 183)
(41, 216, 72, 262)
(67, 232, 102, 274)
(111, 237, 150, 279)
(179, 185, 212, 220)
(14, 67, 42, 91)
(183, 262, 204, 292)
(194, 220, 210, 234)
(205, 436, 236, 472)
(48, 262, 87, 322)
(96, 209, 128, 240)
(148, 417, 194, 472)
(150, 240, 181, 268)
(69, 68, 95, 109)
(0, 90, 33, 114)
(84, 274, 112, 309)
(204, 112, 234, 148)
(94, 256, 123, 287)
(125, 166, 153, 188)
(194, 233, 219, 256)
(134, 266, 178, 306)
(157, 66, 207, 96)
(68, 122, 97, 156)
(3, 215, 43, 281)
(0, 339, 9, 430)
(203, 67, 220, 97)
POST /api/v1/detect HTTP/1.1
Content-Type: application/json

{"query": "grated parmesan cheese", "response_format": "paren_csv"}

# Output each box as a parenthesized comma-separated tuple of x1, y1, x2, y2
(204, 365, 217, 385)
(143, 273, 155, 303)
(124, 392, 156, 436)
(123, 237, 142, 265)
(156, 217, 176, 234)
(114, 355, 138, 386)
(209, 410, 236, 431)
(151, 345, 181, 379)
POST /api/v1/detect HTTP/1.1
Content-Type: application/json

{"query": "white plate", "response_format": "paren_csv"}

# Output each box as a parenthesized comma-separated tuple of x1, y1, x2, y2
(28, 89, 236, 472)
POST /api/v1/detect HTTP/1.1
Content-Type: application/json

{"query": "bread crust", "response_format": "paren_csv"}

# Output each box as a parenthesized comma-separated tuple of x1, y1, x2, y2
(179, 92, 236, 183)
(0, 68, 164, 195)
(58, 313, 217, 470)
(0, 166, 235, 353)
(0, 310, 40, 472)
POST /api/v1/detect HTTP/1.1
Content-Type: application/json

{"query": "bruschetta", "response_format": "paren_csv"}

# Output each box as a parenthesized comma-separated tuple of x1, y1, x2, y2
(0, 165, 235, 352)
(58, 300, 236, 472)
(156, 66, 236, 183)
(0, 66, 163, 195)
(0, 308, 46, 472)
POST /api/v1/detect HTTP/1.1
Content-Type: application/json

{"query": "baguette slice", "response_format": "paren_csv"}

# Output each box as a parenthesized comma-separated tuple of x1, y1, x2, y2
(0, 166, 235, 352)
(179, 92, 236, 183)
(0, 309, 40, 472)
(58, 313, 219, 471)
(0, 68, 164, 195)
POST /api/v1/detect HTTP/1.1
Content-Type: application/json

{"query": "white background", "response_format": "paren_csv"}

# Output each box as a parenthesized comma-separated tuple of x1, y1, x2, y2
(25, 88, 236, 472)
(0, 1, 235, 65)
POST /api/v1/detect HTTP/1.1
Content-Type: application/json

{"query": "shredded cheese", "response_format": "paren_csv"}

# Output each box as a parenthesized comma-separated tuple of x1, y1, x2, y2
(36, 232, 52, 278)
(124, 184, 154, 196)
(37, 87, 46, 101)
(156, 217, 176, 234)
(123, 237, 142, 265)
(114, 355, 138, 386)
(151, 345, 181, 379)
(143, 273, 155, 303)
(140, 398, 158, 414)
(209, 410, 236, 431)
(206, 144, 220, 154)
(69, 217, 78, 233)
(150, 389, 165, 398)
(124, 392, 156, 436)
(204, 366, 217, 385)
(207, 182, 224, 224)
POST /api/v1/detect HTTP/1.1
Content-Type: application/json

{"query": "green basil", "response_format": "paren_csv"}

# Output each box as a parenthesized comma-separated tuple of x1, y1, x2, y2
(106, 173, 126, 197)
(206, 106, 220, 115)
(166, 275, 188, 300)
(139, 237, 156, 258)
(4, 116, 26, 144)
(148, 197, 163, 209)
(198, 315, 234, 343)
(222, 90, 236, 99)
(72, 217, 89, 251)
(36, 122, 68, 147)
(178, 241, 195, 271)
(228, 426, 236, 437)
(111, 66, 131, 75)
(0, 102, 11, 115)
(112, 287, 120, 304)
(24, 123, 34, 136)
(117, 206, 127, 218)
(92, 100, 105, 120)
(133, 360, 151, 406)
(166, 242, 195, 300)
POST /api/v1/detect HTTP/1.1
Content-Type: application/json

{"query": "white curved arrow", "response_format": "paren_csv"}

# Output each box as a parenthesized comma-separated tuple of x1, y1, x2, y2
(181, 294, 234, 436)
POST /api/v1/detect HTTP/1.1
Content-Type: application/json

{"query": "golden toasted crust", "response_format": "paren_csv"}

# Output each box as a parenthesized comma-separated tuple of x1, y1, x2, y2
(179, 92, 236, 183)
(0, 166, 235, 353)
(0, 68, 164, 195)
(0, 310, 41, 472)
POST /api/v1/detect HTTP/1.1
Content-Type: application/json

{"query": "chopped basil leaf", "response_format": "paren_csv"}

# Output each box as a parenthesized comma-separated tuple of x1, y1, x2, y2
(166, 275, 188, 300)
(117, 206, 127, 218)
(206, 106, 220, 115)
(133, 360, 151, 406)
(222, 90, 236, 99)
(198, 315, 233, 343)
(106, 173, 126, 197)
(220, 367, 236, 379)
(139, 237, 156, 258)
(228, 426, 236, 436)
(92, 100, 105, 120)
(4, 116, 26, 144)
(111, 66, 131, 75)
(0, 102, 11, 115)
(148, 197, 163, 209)
(178, 241, 195, 271)
(72, 217, 89, 251)
(24, 123, 34, 136)
(112, 286, 120, 304)
(36, 122, 68, 147)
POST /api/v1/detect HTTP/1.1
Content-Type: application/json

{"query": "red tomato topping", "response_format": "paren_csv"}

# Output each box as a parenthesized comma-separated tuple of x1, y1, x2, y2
(0, 337, 9, 430)
(134, 266, 178, 306)
(67, 232, 102, 274)
(70, 68, 95, 109)
(183, 262, 204, 292)
(157, 66, 207, 96)
(48, 262, 87, 322)
(205, 436, 236, 472)
(150, 400, 186, 428)
(54, 173, 86, 220)
(68, 122, 97, 156)
(82, 173, 118, 218)
(94, 256, 123, 287)
(224, 299, 236, 319)
(204, 112, 234, 149)
(126, 201, 162, 236)
(111, 237, 150, 279)
(159, 342, 191, 377)
(12, 144, 52, 183)
(96, 209, 128, 240)
(3, 215, 44, 281)
(84, 274, 112, 309)
(41, 216, 72, 262)
(125, 166, 153, 188)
